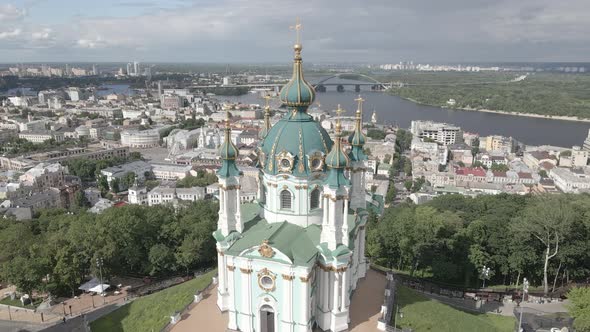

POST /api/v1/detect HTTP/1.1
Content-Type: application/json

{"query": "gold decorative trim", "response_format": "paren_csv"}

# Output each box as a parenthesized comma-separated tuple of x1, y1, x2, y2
(257, 268, 276, 292)
(276, 150, 295, 174)
(227, 265, 235, 272)
(282, 274, 295, 280)
(300, 275, 310, 283)
(298, 128, 305, 173)
(240, 268, 252, 274)
(258, 240, 275, 258)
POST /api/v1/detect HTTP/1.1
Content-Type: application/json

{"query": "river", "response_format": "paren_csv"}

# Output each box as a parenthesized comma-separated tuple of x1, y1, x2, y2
(220, 89, 590, 148)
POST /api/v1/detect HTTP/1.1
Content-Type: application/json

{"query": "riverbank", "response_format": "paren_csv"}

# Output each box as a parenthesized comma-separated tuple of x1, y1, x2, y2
(397, 95, 590, 123)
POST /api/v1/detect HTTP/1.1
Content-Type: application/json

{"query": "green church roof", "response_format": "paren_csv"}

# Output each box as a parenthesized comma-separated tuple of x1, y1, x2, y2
(259, 111, 333, 177)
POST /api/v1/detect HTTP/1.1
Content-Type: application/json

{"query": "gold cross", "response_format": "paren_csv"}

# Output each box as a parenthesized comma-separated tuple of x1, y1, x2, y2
(289, 17, 302, 45)
(335, 104, 345, 118)
(263, 94, 272, 109)
(355, 95, 365, 114)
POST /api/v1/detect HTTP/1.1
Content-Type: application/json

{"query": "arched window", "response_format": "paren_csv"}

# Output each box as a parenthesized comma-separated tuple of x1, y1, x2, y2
(280, 190, 292, 210)
(310, 189, 320, 210)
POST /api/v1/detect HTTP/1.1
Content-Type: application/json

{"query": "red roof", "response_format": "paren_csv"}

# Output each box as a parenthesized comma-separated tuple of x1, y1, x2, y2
(456, 167, 487, 177)
(114, 201, 127, 208)
(518, 172, 533, 179)
(492, 171, 507, 177)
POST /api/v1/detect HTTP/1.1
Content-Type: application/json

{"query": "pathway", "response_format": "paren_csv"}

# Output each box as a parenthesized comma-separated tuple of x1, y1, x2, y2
(171, 269, 386, 332)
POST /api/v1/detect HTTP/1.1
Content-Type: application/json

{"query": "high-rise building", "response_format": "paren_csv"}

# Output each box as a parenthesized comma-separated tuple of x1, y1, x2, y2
(126, 63, 132, 76)
(133, 61, 140, 76)
(583, 129, 590, 151)
(215, 33, 367, 332)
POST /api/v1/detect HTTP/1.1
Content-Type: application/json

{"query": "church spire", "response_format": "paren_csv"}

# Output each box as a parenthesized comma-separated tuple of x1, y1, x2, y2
(325, 105, 350, 188)
(259, 94, 272, 139)
(348, 95, 367, 161)
(278, 18, 315, 113)
(217, 110, 241, 178)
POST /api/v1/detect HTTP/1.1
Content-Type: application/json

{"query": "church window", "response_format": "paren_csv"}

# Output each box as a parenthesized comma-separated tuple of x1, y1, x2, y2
(280, 190, 292, 210)
(310, 189, 320, 209)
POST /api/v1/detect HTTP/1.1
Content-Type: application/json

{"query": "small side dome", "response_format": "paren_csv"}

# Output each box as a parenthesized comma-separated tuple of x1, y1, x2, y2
(326, 137, 349, 169)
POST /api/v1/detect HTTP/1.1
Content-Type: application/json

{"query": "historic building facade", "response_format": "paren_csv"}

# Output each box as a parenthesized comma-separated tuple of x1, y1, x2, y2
(213, 34, 368, 332)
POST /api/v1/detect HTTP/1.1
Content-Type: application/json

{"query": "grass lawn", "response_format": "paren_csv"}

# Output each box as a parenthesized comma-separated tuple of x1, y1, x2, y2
(90, 269, 216, 332)
(394, 285, 516, 332)
(0, 296, 42, 309)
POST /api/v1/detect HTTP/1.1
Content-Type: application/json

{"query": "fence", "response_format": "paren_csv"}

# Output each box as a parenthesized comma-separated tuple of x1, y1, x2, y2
(159, 270, 216, 332)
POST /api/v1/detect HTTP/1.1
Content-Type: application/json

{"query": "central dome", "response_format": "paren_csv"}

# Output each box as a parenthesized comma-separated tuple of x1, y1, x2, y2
(259, 111, 333, 177)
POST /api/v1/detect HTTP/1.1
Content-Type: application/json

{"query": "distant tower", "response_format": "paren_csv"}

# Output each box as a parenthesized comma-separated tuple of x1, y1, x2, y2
(92, 64, 98, 76)
(126, 63, 132, 76)
(371, 110, 377, 124)
(157, 81, 162, 100)
(134, 61, 140, 76)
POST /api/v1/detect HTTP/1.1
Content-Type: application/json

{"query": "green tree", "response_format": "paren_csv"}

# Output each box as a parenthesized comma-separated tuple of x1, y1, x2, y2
(490, 163, 509, 172)
(110, 178, 120, 193)
(568, 287, 590, 332)
(74, 191, 90, 209)
(511, 195, 574, 295)
(404, 180, 413, 191)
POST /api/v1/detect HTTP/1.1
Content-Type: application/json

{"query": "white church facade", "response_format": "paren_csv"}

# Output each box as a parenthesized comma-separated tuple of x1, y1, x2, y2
(213, 32, 370, 332)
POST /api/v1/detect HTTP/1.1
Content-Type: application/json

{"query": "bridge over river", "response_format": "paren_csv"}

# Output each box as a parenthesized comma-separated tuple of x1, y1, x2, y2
(191, 73, 393, 93)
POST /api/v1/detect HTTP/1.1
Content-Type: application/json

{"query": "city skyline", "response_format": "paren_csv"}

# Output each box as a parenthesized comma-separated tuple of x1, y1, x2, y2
(1, 0, 590, 63)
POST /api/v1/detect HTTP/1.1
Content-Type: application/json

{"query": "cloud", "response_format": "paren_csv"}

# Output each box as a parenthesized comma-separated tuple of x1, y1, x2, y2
(31, 28, 52, 40)
(1, 0, 590, 62)
(0, 4, 25, 21)
(0, 28, 22, 40)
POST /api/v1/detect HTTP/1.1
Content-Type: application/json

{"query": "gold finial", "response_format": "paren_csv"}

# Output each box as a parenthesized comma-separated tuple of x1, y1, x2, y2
(225, 109, 231, 128)
(335, 104, 345, 135)
(263, 94, 272, 110)
(290, 17, 302, 46)
(355, 95, 365, 117)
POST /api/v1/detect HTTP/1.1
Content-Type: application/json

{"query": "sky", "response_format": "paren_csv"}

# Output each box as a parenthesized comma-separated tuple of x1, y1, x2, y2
(0, 0, 589, 63)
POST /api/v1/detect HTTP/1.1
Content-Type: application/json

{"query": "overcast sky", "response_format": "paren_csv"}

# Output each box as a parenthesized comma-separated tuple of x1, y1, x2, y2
(1, 0, 589, 63)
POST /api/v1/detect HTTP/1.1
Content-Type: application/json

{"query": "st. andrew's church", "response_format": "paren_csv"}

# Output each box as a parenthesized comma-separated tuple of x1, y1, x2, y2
(213, 29, 370, 332)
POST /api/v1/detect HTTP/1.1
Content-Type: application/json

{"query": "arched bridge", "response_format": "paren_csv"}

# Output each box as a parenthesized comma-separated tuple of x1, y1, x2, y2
(313, 73, 391, 92)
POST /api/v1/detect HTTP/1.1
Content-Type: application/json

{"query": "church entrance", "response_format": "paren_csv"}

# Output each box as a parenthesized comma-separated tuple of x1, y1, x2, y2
(260, 305, 275, 332)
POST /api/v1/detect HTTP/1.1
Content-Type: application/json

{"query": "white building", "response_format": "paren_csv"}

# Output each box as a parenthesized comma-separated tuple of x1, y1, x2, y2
(550, 167, 590, 193)
(120, 129, 160, 148)
(151, 163, 192, 180)
(410, 120, 462, 146)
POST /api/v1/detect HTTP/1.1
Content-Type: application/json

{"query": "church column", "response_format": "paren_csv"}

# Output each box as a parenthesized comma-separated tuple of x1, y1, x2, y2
(240, 268, 252, 332)
(218, 251, 226, 293)
(282, 274, 293, 331)
(332, 271, 340, 313)
(235, 185, 242, 232)
(342, 198, 349, 246)
(341, 269, 349, 310)
(323, 196, 329, 222)
(302, 276, 310, 329)
(227, 265, 238, 330)
(322, 268, 330, 312)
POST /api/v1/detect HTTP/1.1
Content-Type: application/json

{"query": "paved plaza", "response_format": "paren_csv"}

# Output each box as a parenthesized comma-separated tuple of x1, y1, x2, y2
(172, 269, 387, 332)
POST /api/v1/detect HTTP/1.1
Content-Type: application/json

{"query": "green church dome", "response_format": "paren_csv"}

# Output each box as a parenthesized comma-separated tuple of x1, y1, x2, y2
(348, 108, 367, 162)
(278, 44, 316, 111)
(217, 116, 241, 178)
(259, 111, 333, 177)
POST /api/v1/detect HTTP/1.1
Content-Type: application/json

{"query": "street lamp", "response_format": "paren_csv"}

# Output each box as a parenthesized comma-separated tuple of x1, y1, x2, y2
(480, 265, 491, 288)
(96, 257, 105, 304)
(518, 278, 529, 332)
